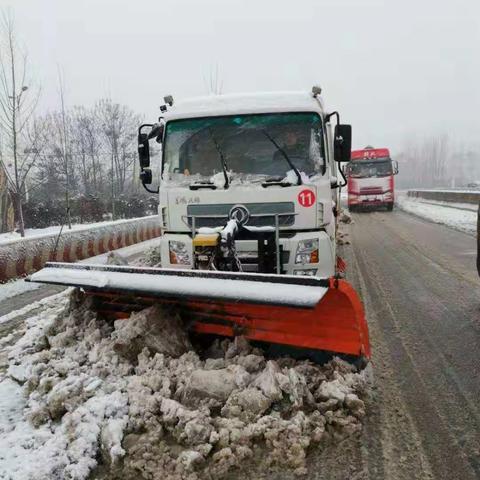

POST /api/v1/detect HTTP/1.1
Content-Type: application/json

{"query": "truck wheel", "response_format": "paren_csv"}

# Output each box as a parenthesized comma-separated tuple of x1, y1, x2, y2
(386, 203, 394, 211)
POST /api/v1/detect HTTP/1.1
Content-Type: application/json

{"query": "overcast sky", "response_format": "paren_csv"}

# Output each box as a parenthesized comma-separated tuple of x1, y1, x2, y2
(1, 0, 479, 152)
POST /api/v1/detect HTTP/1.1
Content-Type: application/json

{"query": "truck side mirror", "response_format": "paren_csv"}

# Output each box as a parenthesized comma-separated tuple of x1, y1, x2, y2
(138, 132, 150, 168)
(138, 123, 160, 194)
(393, 160, 399, 175)
(140, 168, 153, 185)
(148, 123, 164, 144)
(334, 124, 352, 163)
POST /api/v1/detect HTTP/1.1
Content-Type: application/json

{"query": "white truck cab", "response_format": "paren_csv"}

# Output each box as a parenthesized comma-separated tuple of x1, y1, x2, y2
(138, 88, 351, 278)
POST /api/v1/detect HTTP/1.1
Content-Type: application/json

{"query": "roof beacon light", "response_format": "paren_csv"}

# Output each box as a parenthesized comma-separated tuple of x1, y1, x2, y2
(311, 85, 322, 97)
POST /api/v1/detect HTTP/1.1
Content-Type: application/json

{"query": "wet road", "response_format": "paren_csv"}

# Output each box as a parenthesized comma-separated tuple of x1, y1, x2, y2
(347, 209, 480, 480)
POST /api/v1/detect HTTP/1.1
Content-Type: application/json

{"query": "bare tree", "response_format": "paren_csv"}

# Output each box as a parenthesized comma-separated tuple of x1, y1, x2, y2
(397, 134, 450, 188)
(0, 10, 40, 236)
(95, 98, 141, 219)
(27, 114, 63, 199)
(71, 105, 102, 195)
(57, 67, 72, 228)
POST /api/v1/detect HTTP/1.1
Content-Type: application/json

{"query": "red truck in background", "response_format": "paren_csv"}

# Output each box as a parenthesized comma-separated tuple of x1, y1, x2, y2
(346, 147, 398, 211)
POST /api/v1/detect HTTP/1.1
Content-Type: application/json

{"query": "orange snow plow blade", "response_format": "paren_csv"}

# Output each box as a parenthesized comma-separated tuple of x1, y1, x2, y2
(187, 278, 369, 359)
(29, 263, 370, 361)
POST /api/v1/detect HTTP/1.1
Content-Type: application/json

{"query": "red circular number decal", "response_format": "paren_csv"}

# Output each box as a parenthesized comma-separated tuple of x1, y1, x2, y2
(298, 189, 316, 207)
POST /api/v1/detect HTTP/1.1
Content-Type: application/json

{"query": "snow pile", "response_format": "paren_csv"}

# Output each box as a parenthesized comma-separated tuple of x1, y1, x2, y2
(210, 171, 229, 189)
(106, 251, 129, 266)
(337, 229, 350, 246)
(339, 209, 353, 224)
(397, 194, 477, 234)
(283, 169, 310, 185)
(3, 291, 371, 479)
(141, 244, 162, 267)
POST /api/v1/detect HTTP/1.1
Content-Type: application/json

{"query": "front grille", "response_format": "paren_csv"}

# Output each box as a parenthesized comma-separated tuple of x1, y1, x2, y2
(236, 250, 290, 273)
(237, 250, 290, 264)
(360, 187, 384, 195)
(187, 202, 295, 228)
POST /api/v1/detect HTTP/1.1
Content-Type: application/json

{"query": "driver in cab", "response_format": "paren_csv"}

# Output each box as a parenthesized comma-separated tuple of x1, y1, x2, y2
(271, 130, 313, 177)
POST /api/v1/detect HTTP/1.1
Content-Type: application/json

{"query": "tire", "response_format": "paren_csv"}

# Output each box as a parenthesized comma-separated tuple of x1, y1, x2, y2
(386, 203, 394, 211)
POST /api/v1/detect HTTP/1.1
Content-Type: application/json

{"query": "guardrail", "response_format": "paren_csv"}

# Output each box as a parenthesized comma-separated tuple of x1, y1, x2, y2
(0, 216, 161, 283)
(407, 189, 480, 205)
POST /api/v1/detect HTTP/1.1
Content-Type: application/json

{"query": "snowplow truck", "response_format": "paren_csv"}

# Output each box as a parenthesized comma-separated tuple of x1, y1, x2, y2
(30, 88, 370, 363)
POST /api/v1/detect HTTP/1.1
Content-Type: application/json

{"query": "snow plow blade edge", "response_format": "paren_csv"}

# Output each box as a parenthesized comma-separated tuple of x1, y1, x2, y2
(29, 262, 370, 359)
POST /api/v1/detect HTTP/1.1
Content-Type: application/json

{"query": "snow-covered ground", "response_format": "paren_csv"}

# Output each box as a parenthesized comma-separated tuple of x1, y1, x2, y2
(396, 193, 477, 235)
(0, 279, 41, 303)
(0, 215, 156, 246)
(0, 288, 371, 479)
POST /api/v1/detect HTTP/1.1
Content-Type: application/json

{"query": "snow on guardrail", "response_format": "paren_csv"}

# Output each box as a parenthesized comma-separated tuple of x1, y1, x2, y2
(407, 189, 480, 205)
(0, 216, 161, 283)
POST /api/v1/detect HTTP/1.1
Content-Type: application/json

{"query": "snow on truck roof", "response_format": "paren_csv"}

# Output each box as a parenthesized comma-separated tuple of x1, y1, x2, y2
(163, 91, 326, 121)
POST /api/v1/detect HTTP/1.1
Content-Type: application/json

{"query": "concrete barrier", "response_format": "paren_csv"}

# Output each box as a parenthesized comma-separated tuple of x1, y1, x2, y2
(0, 216, 161, 283)
(407, 189, 480, 205)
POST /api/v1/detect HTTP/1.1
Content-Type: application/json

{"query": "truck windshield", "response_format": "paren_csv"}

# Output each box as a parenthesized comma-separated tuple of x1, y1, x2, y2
(162, 112, 325, 181)
(349, 160, 392, 178)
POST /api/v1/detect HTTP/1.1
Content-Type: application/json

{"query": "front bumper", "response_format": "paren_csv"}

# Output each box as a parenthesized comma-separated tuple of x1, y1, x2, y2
(348, 193, 393, 207)
(160, 231, 335, 278)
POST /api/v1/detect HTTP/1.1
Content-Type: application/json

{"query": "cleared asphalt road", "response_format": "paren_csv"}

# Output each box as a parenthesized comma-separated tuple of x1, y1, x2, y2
(345, 209, 480, 480)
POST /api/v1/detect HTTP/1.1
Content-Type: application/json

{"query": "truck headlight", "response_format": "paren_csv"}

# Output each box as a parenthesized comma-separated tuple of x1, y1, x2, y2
(293, 268, 318, 276)
(169, 241, 191, 265)
(295, 239, 319, 264)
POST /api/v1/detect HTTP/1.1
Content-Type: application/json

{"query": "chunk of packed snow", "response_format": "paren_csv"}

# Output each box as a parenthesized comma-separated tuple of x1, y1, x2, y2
(283, 169, 310, 185)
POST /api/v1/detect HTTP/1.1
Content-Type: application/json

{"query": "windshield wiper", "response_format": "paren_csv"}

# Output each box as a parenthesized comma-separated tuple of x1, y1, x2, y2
(262, 130, 302, 185)
(261, 176, 293, 188)
(207, 127, 229, 189)
(189, 181, 217, 190)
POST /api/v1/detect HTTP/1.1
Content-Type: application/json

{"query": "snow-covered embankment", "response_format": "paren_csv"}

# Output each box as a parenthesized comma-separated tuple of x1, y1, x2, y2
(397, 192, 477, 235)
(0, 216, 161, 283)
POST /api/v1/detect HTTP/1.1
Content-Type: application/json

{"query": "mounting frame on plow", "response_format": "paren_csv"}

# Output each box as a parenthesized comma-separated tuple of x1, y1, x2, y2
(29, 262, 370, 362)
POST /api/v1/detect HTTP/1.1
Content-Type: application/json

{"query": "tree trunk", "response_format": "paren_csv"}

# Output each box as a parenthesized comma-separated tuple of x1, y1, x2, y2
(12, 191, 25, 237)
